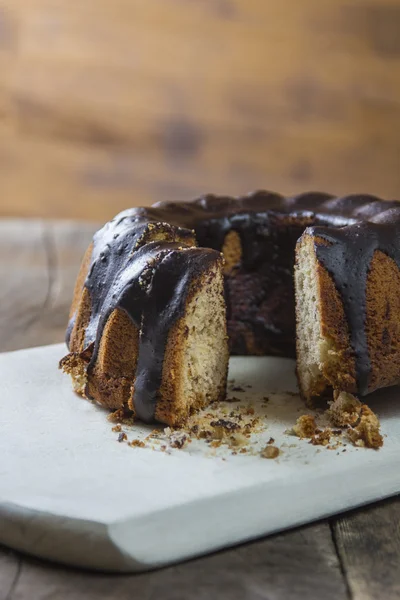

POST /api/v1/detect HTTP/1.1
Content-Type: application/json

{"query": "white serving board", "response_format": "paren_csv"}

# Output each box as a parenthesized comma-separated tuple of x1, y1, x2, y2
(1, 344, 400, 572)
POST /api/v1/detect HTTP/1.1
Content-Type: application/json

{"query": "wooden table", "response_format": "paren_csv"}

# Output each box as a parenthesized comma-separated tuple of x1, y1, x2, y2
(1, 218, 400, 600)
(2, 1, 400, 221)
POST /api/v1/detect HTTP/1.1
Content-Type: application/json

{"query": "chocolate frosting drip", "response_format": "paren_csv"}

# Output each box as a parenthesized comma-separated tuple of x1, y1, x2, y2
(85, 209, 193, 316)
(67, 190, 400, 419)
(65, 208, 194, 349)
(133, 248, 218, 422)
(66, 208, 219, 423)
(309, 208, 400, 395)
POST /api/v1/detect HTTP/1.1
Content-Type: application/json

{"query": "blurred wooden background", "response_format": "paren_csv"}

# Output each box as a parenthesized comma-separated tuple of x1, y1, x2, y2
(0, 0, 400, 221)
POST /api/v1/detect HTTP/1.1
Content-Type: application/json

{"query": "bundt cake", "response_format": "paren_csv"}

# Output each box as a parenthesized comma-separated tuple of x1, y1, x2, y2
(61, 191, 400, 425)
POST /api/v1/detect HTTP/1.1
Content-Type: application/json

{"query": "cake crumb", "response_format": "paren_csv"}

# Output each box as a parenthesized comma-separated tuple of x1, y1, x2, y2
(210, 440, 222, 448)
(292, 415, 318, 438)
(169, 431, 189, 449)
(328, 391, 362, 427)
(112, 424, 122, 433)
(310, 427, 332, 446)
(267, 437, 275, 445)
(108, 408, 125, 423)
(145, 429, 162, 441)
(198, 429, 212, 440)
(328, 392, 383, 449)
(150, 428, 162, 437)
(229, 433, 248, 447)
(347, 405, 383, 449)
(117, 432, 127, 443)
(128, 439, 145, 448)
(210, 419, 240, 439)
(108, 408, 135, 426)
(261, 445, 280, 459)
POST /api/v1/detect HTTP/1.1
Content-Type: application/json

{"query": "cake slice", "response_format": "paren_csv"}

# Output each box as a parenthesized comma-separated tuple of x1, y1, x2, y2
(60, 211, 229, 427)
(295, 221, 400, 406)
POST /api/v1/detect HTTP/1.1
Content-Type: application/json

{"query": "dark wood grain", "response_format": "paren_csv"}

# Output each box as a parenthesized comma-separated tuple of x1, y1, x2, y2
(0, 220, 49, 352)
(0, 549, 20, 600)
(333, 497, 400, 600)
(1, 1, 400, 221)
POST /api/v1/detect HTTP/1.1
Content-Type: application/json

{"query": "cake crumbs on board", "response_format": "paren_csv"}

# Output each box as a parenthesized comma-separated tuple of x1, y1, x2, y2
(328, 391, 362, 427)
(290, 415, 317, 438)
(109, 386, 383, 455)
(128, 439, 146, 448)
(347, 404, 383, 449)
(110, 394, 268, 455)
(289, 392, 383, 450)
(108, 408, 135, 426)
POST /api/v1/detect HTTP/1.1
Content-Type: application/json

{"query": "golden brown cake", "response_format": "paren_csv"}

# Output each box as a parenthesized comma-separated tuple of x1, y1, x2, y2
(61, 215, 228, 426)
(61, 191, 400, 425)
(295, 208, 400, 406)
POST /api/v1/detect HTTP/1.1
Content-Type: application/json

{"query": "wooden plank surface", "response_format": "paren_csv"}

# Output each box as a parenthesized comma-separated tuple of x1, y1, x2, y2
(334, 497, 400, 600)
(0, 217, 399, 598)
(1, 525, 347, 600)
(1, 1, 400, 221)
(0, 219, 98, 351)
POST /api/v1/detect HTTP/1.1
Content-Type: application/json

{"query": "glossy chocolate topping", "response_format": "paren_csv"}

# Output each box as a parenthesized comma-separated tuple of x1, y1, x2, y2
(308, 208, 400, 395)
(150, 191, 400, 366)
(143, 191, 400, 269)
(66, 210, 194, 350)
(66, 209, 219, 422)
(67, 190, 400, 418)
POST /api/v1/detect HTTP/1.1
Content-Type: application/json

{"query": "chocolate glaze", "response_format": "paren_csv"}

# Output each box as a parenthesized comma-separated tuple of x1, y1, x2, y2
(133, 247, 218, 421)
(66, 209, 219, 422)
(308, 208, 400, 395)
(66, 209, 194, 349)
(67, 190, 400, 419)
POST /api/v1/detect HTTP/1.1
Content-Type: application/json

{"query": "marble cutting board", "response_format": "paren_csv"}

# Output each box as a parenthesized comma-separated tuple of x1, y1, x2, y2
(0, 343, 399, 572)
